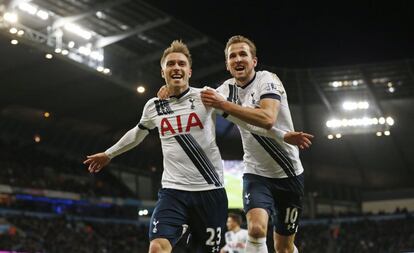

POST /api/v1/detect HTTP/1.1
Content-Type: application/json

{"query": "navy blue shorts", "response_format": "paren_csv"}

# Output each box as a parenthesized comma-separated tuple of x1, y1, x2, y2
(243, 173, 304, 236)
(149, 188, 228, 252)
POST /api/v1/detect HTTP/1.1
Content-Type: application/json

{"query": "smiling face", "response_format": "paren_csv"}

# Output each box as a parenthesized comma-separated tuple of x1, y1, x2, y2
(225, 42, 257, 86)
(161, 52, 192, 92)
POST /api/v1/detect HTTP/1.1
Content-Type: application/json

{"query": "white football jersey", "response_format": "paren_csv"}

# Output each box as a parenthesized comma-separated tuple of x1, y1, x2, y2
(222, 229, 248, 253)
(105, 86, 285, 191)
(137, 87, 224, 191)
(217, 71, 304, 178)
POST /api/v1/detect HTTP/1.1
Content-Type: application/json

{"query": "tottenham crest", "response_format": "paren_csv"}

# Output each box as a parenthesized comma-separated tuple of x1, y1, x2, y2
(189, 97, 195, 109)
(152, 219, 159, 233)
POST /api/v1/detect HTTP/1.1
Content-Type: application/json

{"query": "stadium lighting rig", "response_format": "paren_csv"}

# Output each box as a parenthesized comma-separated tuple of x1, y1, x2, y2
(342, 101, 369, 111)
(329, 79, 363, 88)
(1, 1, 111, 75)
(325, 99, 395, 139)
(18, 1, 49, 20)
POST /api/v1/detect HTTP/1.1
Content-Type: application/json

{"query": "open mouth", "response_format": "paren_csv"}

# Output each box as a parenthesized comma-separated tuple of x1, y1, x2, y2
(234, 65, 245, 71)
(171, 74, 183, 80)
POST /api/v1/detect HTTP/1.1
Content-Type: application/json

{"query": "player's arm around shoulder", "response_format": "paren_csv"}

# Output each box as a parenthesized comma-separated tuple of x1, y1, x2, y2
(201, 90, 279, 130)
(202, 73, 280, 130)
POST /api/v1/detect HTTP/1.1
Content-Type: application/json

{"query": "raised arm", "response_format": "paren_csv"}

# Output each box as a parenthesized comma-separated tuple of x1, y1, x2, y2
(223, 113, 286, 143)
(202, 88, 278, 130)
(204, 88, 313, 149)
(105, 124, 149, 159)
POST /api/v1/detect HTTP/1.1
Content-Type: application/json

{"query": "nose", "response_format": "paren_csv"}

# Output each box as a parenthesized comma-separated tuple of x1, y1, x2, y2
(235, 55, 242, 62)
(172, 63, 181, 70)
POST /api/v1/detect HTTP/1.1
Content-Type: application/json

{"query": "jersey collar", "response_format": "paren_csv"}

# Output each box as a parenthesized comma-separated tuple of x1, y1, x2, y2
(236, 72, 256, 89)
(170, 87, 190, 99)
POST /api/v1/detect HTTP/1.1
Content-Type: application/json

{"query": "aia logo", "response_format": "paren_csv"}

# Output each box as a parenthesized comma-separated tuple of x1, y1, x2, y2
(160, 112, 204, 136)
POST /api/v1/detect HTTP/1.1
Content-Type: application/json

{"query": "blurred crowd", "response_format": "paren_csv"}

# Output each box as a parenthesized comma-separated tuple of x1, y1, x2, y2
(1, 141, 414, 253)
(0, 216, 148, 252)
(0, 212, 413, 253)
(295, 212, 414, 253)
(0, 140, 133, 198)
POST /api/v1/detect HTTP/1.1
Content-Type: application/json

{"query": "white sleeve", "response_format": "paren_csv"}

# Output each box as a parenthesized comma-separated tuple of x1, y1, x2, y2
(104, 125, 149, 159)
(212, 86, 286, 143)
(258, 71, 284, 101)
(225, 114, 285, 142)
(215, 83, 229, 98)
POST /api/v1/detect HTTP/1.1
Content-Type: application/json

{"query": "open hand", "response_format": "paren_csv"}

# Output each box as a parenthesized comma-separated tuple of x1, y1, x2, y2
(284, 132, 314, 149)
(157, 85, 170, 100)
(200, 89, 226, 109)
(83, 152, 111, 173)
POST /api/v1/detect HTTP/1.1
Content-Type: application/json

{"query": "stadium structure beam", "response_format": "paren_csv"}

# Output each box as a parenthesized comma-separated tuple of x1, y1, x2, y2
(296, 70, 319, 218)
(308, 69, 369, 188)
(135, 37, 209, 65)
(52, 0, 129, 30)
(307, 70, 335, 114)
(296, 70, 315, 191)
(94, 17, 171, 48)
(359, 67, 413, 178)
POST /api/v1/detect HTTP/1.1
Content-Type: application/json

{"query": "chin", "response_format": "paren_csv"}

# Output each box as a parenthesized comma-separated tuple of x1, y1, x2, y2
(234, 72, 246, 77)
(235, 74, 247, 80)
(170, 81, 185, 88)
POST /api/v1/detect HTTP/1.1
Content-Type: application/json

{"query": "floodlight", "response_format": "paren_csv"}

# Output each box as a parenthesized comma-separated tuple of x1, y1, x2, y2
(68, 41, 75, 48)
(9, 27, 18, 34)
(36, 10, 49, 20)
(137, 86, 146, 93)
(4, 12, 18, 23)
(18, 2, 37, 15)
(386, 117, 394, 126)
(64, 23, 92, 40)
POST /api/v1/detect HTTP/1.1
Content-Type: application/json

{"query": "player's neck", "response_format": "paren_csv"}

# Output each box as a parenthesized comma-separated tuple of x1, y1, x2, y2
(236, 71, 256, 87)
(170, 85, 189, 97)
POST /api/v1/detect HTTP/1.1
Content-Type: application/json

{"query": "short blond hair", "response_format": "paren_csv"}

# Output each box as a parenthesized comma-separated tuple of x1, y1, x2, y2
(160, 40, 192, 67)
(224, 35, 257, 59)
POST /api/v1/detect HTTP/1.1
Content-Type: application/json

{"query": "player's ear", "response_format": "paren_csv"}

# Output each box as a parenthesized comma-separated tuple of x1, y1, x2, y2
(225, 60, 230, 72)
(161, 69, 165, 78)
(188, 68, 192, 78)
(253, 56, 258, 68)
